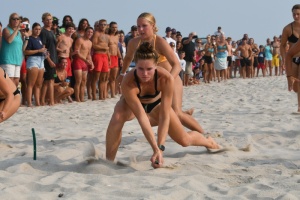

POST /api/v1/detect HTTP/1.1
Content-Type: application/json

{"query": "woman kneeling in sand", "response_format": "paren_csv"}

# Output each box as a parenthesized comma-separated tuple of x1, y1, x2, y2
(0, 68, 20, 123)
(106, 42, 220, 168)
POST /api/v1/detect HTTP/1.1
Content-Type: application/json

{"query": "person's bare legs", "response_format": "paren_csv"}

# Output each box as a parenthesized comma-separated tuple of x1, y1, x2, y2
(20, 72, 27, 106)
(106, 98, 135, 161)
(172, 76, 205, 133)
(99, 72, 108, 100)
(0, 95, 21, 123)
(92, 71, 100, 100)
(40, 80, 48, 106)
(86, 72, 93, 99)
(47, 80, 55, 105)
(26, 68, 39, 107)
(33, 69, 44, 106)
(149, 106, 219, 149)
(108, 67, 118, 98)
(80, 71, 88, 102)
(74, 70, 83, 102)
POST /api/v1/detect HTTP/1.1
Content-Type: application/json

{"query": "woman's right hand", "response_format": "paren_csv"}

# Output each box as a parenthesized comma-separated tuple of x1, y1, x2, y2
(150, 150, 164, 169)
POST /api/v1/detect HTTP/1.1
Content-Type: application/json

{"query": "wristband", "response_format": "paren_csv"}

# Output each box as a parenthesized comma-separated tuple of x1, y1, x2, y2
(120, 73, 126, 76)
(25, 37, 29, 40)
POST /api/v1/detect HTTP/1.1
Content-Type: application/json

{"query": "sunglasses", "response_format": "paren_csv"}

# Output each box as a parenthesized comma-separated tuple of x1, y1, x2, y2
(99, 24, 107, 26)
(11, 18, 20, 21)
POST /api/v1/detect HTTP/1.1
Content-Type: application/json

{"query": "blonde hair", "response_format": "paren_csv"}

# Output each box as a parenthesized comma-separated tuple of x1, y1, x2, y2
(42, 12, 52, 21)
(138, 12, 158, 33)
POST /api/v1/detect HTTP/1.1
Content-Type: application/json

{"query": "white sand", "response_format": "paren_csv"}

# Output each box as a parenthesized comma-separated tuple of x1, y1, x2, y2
(1, 75, 300, 199)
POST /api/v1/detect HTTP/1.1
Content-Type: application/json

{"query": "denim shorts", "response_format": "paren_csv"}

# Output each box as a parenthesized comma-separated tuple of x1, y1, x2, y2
(26, 56, 45, 69)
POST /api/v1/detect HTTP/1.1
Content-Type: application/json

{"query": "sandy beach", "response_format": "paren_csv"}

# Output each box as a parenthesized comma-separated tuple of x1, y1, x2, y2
(0, 75, 300, 200)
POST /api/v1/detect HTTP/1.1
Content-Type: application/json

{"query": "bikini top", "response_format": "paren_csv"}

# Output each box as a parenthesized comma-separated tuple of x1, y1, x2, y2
(134, 69, 160, 99)
(288, 22, 299, 43)
(208, 47, 214, 53)
(217, 45, 226, 51)
(137, 35, 167, 64)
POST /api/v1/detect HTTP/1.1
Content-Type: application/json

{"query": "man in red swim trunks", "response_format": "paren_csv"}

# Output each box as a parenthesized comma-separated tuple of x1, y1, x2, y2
(72, 27, 94, 102)
(91, 19, 110, 100)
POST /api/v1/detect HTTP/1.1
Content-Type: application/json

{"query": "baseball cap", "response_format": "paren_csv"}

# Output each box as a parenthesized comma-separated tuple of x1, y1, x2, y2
(131, 25, 137, 31)
(166, 27, 172, 32)
(171, 28, 176, 34)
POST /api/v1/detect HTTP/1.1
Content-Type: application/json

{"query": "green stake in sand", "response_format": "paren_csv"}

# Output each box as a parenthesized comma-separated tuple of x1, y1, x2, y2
(32, 128, 36, 160)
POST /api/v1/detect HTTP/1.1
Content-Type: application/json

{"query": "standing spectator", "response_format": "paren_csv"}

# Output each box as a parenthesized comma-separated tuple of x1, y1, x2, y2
(39, 12, 58, 106)
(264, 38, 273, 76)
(59, 15, 73, 34)
(51, 16, 61, 37)
(0, 13, 27, 86)
(182, 32, 196, 86)
(257, 45, 266, 77)
(235, 38, 252, 79)
(214, 34, 228, 82)
(24, 22, 47, 107)
(178, 51, 186, 84)
(164, 27, 176, 51)
(72, 18, 90, 41)
(272, 36, 281, 76)
(203, 35, 215, 83)
(72, 27, 94, 102)
(108, 21, 122, 98)
(214, 26, 225, 36)
(249, 38, 259, 78)
(171, 28, 177, 41)
(124, 25, 138, 48)
(56, 22, 75, 79)
(91, 19, 110, 100)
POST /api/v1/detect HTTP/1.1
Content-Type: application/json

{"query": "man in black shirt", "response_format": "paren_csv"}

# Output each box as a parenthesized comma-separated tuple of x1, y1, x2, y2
(182, 32, 197, 86)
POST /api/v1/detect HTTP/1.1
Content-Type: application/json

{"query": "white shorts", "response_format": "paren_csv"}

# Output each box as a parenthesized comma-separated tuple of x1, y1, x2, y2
(0, 64, 21, 78)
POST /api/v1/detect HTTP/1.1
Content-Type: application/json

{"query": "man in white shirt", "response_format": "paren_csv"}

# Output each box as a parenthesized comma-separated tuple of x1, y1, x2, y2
(214, 26, 225, 37)
(164, 27, 177, 51)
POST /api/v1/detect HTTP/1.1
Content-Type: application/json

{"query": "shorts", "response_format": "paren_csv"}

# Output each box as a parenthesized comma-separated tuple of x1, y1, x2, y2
(26, 56, 45, 69)
(21, 59, 27, 74)
(258, 63, 265, 69)
(65, 57, 72, 76)
(253, 57, 258, 68)
(92, 53, 109, 72)
(43, 60, 56, 80)
(0, 64, 21, 78)
(240, 57, 251, 67)
(185, 61, 193, 75)
(109, 55, 119, 68)
(72, 57, 88, 71)
(272, 54, 280, 67)
(227, 56, 232, 67)
(203, 55, 213, 64)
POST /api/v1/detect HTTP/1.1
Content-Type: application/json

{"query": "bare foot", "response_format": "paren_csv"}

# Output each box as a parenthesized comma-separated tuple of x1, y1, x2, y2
(206, 136, 219, 149)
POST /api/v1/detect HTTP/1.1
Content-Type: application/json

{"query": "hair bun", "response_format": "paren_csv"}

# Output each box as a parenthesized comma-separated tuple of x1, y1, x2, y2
(139, 42, 154, 53)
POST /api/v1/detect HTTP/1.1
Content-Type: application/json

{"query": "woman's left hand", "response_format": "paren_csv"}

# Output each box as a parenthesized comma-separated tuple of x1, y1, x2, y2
(150, 151, 164, 169)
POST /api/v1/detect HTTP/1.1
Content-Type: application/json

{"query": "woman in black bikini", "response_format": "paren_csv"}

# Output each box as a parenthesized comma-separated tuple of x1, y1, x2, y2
(0, 68, 20, 123)
(281, 4, 300, 112)
(53, 58, 74, 103)
(106, 42, 220, 168)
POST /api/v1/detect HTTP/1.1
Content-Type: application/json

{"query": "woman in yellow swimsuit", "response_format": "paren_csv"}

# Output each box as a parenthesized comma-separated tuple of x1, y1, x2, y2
(117, 12, 204, 133)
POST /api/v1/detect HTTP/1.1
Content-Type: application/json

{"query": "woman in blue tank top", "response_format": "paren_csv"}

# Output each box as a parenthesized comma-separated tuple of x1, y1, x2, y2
(0, 13, 28, 86)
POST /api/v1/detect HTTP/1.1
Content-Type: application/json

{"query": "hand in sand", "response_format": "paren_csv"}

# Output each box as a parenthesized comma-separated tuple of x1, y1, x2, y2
(150, 151, 164, 169)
